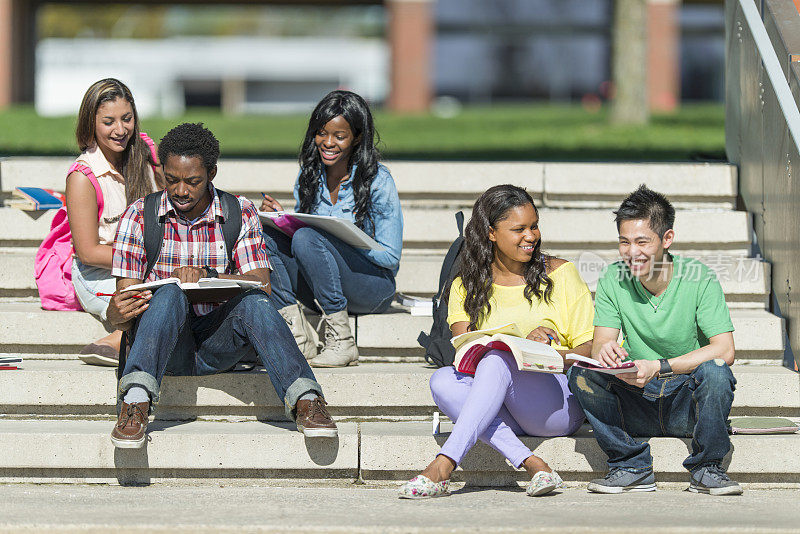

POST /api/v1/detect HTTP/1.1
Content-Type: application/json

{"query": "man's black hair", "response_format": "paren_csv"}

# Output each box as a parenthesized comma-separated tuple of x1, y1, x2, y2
(158, 122, 220, 173)
(614, 184, 675, 238)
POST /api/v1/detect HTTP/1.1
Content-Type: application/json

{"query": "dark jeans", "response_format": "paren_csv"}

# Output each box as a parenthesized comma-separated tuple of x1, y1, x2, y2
(567, 359, 736, 473)
(118, 284, 323, 418)
(263, 225, 396, 315)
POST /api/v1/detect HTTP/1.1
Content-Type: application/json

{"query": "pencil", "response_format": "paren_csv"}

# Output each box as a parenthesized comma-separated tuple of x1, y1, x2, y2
(95, 292, 147, 299)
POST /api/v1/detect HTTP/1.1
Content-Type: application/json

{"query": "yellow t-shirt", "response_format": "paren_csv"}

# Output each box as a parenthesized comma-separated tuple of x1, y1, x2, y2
(447, 261, 594, 350)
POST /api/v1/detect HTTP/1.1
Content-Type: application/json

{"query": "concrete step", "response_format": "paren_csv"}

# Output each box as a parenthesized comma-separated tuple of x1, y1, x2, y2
(358, 308, 785, 360)
(541, 162, 736, 209)
(395, 253, 770, 307)
(0, 158, 736, 208)
(4, 486, 800, 534)
(0, 418, 796, 484)
(0, 303, 785, 361)
(0, 302, 786, 360)
(0, 419, 358, 484)
(400, 208, 751, 251)
(0, 247, 771, 309)
(0, 206, 752, 257)
(1, 361, 797, 419)
(359, 421, 800, 484)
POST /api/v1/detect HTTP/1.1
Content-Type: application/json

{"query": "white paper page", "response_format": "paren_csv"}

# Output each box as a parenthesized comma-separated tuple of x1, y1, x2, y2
(122, 278, 180, 292)
(510, 337, 562, 359)
(451, 323, 525, 350)
(195, 278, 261, 289)
(258, 211, 384, 251)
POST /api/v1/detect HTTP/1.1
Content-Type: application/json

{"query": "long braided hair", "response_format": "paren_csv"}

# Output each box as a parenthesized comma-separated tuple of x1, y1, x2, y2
(296, 90, 381, 234)
(458, 184, 553, 330)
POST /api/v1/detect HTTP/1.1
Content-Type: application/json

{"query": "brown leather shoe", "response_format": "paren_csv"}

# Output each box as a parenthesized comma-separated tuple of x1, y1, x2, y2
(294, 397, 338, 438)
(110, 401, 149, 449)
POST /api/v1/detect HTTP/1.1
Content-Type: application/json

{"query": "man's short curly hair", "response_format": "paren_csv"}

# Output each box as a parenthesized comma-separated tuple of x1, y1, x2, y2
(158, 122, 220, 173)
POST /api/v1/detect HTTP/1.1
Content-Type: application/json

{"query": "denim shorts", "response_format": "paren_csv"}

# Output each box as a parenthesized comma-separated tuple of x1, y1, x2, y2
(71, 258, 115, 320)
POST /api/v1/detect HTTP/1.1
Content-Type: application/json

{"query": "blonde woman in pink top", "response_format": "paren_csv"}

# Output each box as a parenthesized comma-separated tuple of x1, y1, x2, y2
(66, 78, 162, 366)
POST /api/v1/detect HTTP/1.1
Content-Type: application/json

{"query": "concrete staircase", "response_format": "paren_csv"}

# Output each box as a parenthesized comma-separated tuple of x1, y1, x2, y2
(0, 158, 797, 486)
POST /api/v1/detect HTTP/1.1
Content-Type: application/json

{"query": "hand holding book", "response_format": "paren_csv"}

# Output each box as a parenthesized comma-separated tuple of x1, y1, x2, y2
(451, 323, 636, 376)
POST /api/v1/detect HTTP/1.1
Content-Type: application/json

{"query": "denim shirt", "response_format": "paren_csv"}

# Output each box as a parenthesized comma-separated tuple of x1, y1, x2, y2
(293, 163, 403, 274)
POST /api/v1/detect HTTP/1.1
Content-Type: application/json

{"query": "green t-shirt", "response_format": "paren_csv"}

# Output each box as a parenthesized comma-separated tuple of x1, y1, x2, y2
(593, 255, 734, 361)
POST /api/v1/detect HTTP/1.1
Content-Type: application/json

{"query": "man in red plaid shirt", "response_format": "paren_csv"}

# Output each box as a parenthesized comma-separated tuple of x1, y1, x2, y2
(106, 122, 337, 448)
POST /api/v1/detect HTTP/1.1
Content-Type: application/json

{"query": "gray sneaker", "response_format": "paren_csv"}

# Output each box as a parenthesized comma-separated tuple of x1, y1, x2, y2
(587, 468, 657, 493)
(688, 465, 743, 496)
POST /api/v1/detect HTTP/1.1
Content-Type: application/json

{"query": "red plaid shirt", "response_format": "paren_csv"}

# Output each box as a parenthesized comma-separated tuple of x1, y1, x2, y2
(112, 185, 271, 316)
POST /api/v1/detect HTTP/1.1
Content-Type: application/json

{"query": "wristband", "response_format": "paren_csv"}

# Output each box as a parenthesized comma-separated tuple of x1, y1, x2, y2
(658, 358, 674, 378)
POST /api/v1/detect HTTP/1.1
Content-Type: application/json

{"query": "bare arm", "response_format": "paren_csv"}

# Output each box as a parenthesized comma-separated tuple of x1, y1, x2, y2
(656, 331, 735, 373)
(65, 170, 113, 269)
(616, 331, 735, 389)
(450, 321, 469, 337)
(591, 325, 628, 367)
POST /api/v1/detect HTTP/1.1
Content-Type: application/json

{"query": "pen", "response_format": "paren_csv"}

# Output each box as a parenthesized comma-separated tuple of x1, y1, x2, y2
(261, 192, 280, 212)
(95, 292, 147, 299)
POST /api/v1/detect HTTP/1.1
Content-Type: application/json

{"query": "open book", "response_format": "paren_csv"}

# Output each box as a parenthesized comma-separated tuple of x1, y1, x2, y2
(451, 323, 637, 376)
(259, 211, 384, 251)
(122, 277, 262, 303)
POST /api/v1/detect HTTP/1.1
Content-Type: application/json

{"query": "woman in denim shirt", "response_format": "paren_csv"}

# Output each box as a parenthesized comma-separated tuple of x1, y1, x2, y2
(261, 90, 403, 367)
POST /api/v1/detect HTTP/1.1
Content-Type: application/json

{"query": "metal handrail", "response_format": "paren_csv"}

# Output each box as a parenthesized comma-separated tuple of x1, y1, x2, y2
(738, 0, 800, 149)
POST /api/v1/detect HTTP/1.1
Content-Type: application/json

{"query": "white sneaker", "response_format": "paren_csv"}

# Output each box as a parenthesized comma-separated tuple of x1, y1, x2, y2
(526, 470, 563, 497)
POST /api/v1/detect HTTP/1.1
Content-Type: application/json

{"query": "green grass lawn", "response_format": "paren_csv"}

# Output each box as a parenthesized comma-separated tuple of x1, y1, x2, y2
(0, 103, 725, 161)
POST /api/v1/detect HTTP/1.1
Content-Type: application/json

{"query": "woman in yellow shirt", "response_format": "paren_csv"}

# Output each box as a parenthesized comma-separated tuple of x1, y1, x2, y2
(400, 184, 594, 499)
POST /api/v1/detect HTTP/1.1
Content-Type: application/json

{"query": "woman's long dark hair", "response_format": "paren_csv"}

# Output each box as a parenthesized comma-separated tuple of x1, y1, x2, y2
(76, 78, 156, 206)
(457, 184, 553, 330)
(296, 90, 381, 234)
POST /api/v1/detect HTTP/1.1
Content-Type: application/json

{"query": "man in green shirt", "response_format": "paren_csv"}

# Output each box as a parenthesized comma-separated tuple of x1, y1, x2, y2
(568, 185, 741, 496)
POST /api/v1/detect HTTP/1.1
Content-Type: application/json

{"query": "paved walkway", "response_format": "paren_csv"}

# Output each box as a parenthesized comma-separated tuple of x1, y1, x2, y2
(1, 483, 799, 532)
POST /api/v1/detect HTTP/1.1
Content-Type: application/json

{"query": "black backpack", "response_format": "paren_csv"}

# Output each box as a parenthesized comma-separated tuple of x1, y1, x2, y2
(116, 189, 242, 381)
(417, 211, 465, 368)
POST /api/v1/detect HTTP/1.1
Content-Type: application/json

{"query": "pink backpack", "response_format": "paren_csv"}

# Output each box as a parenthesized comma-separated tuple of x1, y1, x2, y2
(34, 133, 157, 311)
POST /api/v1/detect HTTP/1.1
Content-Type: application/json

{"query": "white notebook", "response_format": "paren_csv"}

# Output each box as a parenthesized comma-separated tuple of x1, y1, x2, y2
(123, 278, 262, 303)
(259, 211, 384, 251)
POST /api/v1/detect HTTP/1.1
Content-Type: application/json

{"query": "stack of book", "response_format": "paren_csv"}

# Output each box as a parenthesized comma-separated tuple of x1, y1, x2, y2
(396, 293, 433, 316)
(7, 187, 65, 211)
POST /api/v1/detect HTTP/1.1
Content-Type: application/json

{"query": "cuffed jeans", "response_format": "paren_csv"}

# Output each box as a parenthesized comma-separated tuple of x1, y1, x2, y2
(118, 284, 323, 419)
(567, 359, 736, 473)
(263, 225, 395, 315)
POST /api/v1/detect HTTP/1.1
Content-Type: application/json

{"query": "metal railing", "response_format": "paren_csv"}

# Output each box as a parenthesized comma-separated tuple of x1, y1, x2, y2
(726, 0, 800, 367)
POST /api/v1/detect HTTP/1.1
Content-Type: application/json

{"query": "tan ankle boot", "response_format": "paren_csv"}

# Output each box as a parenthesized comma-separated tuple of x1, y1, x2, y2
(278, 303, 319, 360)
(310, 309, 358, 367)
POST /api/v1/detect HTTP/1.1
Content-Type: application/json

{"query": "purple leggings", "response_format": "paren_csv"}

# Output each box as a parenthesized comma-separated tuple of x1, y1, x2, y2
(431, 350, 585, 468)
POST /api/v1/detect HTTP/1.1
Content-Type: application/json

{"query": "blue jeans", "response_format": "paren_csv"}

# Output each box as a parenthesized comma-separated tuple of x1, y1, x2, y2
(567, 360, 736, 473)
(263, 225, 396, 315)
(118, 284, 323, 419)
